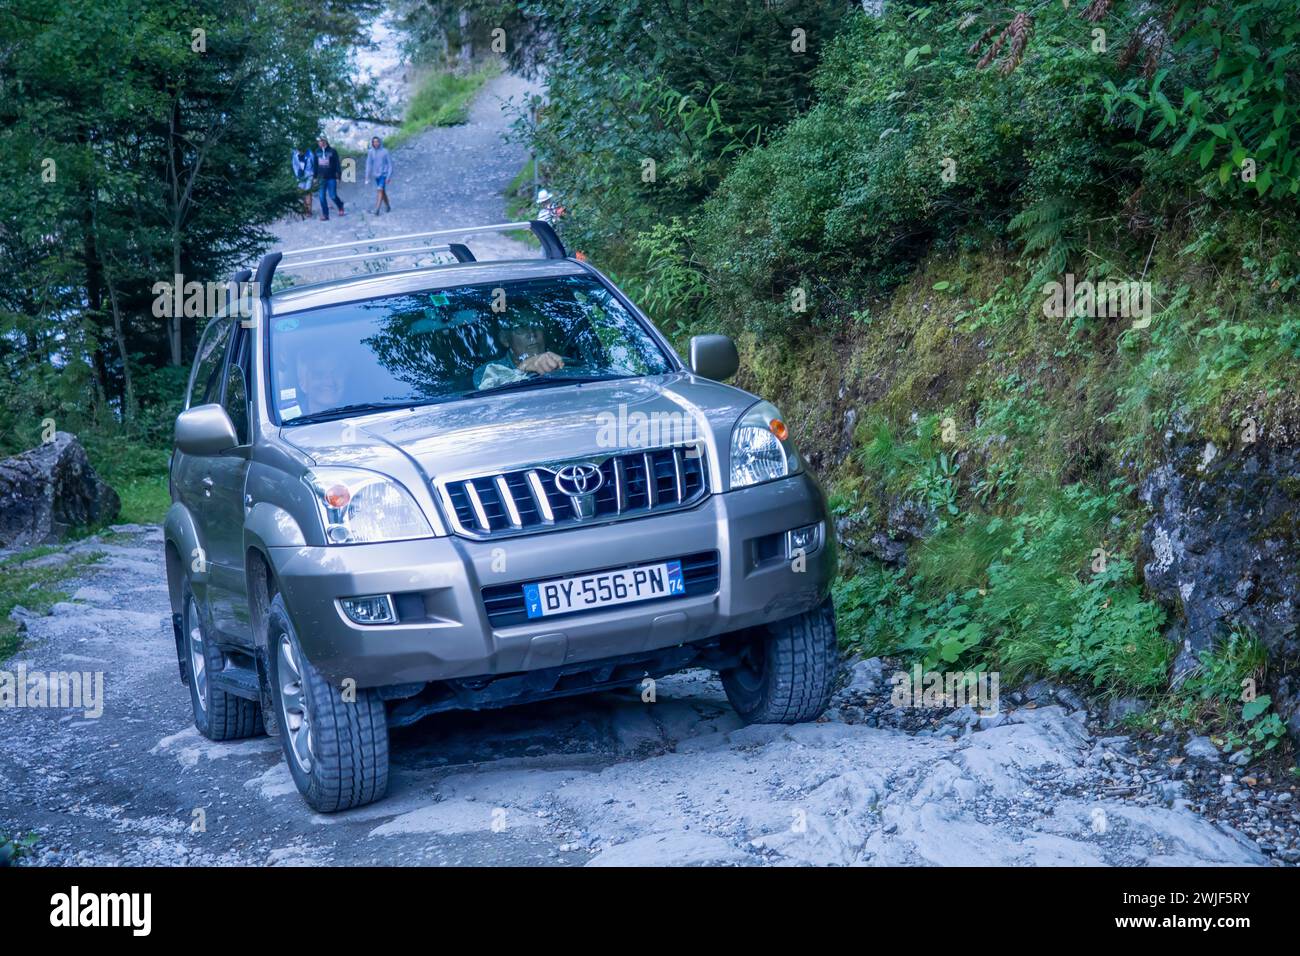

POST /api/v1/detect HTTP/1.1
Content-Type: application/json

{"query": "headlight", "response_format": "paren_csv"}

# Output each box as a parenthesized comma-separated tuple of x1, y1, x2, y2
(729, 401, 799, 490)
(303, 467, 432, 544)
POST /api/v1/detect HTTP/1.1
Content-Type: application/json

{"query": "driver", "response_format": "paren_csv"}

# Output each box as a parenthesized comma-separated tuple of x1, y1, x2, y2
(474, 317, 565, 389)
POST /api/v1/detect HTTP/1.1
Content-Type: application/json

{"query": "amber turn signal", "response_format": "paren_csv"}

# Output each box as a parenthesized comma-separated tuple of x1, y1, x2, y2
(769, 418, 789, 441)
(325, 484, 352, 509)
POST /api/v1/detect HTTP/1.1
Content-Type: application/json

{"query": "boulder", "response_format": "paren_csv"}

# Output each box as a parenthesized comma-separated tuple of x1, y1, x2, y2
(1140, 433, 1300, 747)
(0, 433, 120, 548)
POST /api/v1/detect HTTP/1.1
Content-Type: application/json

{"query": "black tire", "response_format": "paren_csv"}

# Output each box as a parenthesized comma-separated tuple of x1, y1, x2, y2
(266, 593, 389, 812)
(182, 581, 264, 741)
(721, 598, 838, 724)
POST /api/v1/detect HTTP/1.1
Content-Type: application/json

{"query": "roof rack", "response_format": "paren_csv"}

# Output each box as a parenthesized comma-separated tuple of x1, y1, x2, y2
(250, 220, 567, 298)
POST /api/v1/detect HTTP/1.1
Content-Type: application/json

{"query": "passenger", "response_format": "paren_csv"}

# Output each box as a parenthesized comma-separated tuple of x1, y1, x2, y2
(294, 351, 348, 414)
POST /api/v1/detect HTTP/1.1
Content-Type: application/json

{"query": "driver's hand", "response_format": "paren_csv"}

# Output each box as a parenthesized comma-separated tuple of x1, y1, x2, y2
(520, 352, 564, 374)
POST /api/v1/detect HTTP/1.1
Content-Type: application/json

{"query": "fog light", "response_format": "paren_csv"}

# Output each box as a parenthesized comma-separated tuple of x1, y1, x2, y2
(786, 522, 821, 557)
(340, 594, 396, 625)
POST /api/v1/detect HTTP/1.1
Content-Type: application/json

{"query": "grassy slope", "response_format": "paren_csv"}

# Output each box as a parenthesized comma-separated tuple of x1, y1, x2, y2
(80, 437, 172, 526)
(386, 60, 502, 149)
(720, 229, 1298, 752)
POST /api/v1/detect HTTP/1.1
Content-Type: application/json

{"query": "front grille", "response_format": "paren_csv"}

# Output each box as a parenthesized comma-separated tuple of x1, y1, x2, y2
(440, 444, 708, 539)
(481, 550, 721, 628)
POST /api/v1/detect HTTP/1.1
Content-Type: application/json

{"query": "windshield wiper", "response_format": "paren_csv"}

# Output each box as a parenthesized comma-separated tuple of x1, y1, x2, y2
(466, 374, 621, 397)
(284, 400, 425, 425)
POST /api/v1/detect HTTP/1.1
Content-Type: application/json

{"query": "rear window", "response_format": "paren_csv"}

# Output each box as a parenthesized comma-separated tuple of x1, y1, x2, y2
(267, 275, 674, 422)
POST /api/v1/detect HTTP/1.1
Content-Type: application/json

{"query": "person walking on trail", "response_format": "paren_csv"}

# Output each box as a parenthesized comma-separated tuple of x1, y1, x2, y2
(364, 136, 393, 216)
(291, 147, 316, 217)
(314, 136, 345, 221)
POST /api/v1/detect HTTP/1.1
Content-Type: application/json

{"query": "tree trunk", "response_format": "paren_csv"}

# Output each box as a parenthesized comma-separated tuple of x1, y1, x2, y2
(81, 195, 112, 408)
(105, 278, 136, 424)
(459, 9, 473, 63)
(169, 96, 185, 365)
(170, 230, 183, 365)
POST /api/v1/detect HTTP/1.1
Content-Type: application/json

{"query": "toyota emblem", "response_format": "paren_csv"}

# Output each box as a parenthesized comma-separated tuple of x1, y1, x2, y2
(553, 462, 604, 497)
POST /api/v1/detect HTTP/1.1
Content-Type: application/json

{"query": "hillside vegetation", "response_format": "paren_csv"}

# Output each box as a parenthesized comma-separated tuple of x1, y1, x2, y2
(508, 0, 1300, 753)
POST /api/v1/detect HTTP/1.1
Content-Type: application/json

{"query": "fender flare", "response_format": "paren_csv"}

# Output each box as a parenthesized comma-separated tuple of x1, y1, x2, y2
(164, 503, 214, 686)
(241, 502, 307, 737)
(163, 502, 208, 609)
(243, 500, 307, 552)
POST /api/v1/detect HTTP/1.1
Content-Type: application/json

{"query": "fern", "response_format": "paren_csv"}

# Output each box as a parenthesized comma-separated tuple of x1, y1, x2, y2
(1009, 197, 1079, 292)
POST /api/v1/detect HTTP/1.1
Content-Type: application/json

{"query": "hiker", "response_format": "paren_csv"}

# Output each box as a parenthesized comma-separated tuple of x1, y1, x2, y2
(291, 147, 315, 217)
(537, 188, 558, 223)
(364, 136, 393, 215)
(314, 136, 345, 221)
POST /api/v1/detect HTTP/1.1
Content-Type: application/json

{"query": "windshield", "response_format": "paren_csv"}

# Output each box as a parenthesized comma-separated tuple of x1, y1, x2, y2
(268, 275, 675, 423)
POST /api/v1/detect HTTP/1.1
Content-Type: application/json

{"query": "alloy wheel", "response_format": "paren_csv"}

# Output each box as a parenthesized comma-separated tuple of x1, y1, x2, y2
(277, 634, 314, 773)
(185, 598, 208, 713)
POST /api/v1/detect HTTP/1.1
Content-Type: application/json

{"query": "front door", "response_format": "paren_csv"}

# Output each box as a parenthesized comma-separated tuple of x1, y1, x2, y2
(204, 325, 255, 644)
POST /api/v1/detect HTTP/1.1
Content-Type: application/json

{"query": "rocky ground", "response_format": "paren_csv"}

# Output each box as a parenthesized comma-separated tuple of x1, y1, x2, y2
(2, 526, 1296, 867)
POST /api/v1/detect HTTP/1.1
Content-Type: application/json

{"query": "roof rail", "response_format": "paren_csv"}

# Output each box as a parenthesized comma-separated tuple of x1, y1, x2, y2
(253, 220, 568, 298)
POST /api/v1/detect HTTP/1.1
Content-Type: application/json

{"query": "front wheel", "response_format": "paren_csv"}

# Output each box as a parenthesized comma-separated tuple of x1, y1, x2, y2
(721, 598, 838, 724)
(266, 593, 389, 812)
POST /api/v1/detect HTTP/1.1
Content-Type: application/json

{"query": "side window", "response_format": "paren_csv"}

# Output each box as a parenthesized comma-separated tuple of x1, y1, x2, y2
(188, 320, 233, 409)
(222, 332, 252, 446)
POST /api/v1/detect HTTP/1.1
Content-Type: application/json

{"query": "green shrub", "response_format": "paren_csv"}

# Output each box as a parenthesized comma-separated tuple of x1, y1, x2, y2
(697, 5, 1135, 330)
(1153, 631, 1289, 757)
(522, 0, 857, 287)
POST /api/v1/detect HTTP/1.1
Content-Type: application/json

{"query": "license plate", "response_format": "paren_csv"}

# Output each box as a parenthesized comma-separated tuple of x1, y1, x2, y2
(522, 561, 685, 619)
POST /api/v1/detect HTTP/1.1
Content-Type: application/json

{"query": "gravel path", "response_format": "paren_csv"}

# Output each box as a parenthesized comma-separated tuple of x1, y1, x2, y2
(268, 70, 540, 280)
(2, 527, 1291, 867)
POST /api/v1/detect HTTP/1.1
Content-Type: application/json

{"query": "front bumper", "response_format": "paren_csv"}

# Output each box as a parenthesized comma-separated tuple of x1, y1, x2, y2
(267, 471, 836, 687)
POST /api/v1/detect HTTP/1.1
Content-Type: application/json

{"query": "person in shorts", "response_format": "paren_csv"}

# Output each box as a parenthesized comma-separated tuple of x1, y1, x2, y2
(365, 136, 393, 215)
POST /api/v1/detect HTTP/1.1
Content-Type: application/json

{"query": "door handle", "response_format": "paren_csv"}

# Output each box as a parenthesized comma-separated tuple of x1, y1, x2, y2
(202, 476, 214, 497)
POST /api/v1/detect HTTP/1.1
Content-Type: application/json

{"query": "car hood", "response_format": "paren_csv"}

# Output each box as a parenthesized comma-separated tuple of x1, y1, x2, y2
(279, 373, 757, 486)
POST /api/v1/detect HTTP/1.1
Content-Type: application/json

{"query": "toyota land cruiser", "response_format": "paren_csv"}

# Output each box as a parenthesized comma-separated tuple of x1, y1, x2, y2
(165, 221, 838, 812)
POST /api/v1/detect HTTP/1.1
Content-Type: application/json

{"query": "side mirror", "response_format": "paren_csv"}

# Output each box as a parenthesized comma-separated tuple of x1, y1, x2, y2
(175, 404, 238, 457)
(689, 334, 739, 381)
